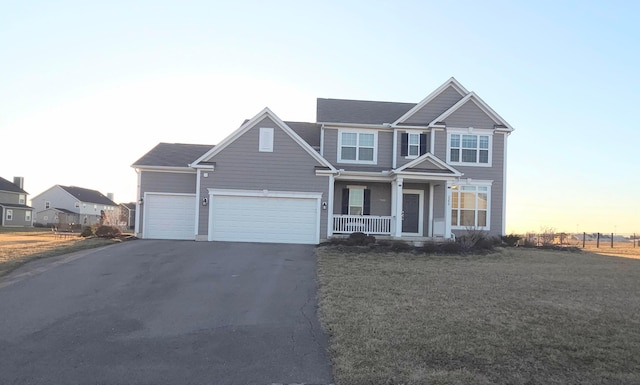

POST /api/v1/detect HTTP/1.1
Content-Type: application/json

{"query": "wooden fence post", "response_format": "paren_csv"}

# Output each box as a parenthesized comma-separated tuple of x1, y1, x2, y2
(583, 232, 586, 248)
(611, 233, 614, 248)
(597, 233, 600, 248)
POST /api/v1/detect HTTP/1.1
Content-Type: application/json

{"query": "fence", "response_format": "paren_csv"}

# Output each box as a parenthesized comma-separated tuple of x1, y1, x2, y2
(518, 231, 638, 249)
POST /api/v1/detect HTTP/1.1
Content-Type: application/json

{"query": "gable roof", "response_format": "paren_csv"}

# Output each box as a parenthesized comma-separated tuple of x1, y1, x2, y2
(132, 143, 214, 168)
(0, 177, 27, 194)
(317, 98, 416, 125)
(392, 77, 469, 125)
(192, 107, 335, 171)
(429, 92, 514, 131)
(395, 153, 462, 176)
(59, 186, 117, 206)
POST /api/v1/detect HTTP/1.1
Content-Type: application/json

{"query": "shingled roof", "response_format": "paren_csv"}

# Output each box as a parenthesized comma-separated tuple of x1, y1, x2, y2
(0, 177, 27, 194)
(317, 98, 416, 125)
(132, 143, 214, 168)
(59, 186, 117, 206)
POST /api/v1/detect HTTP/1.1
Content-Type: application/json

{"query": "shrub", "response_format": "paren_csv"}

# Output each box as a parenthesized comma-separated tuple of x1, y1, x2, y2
(80, 226, 93, 237)
(94, 225, 121, 238)
(456, 229, 493, 252)
(423, 241, 441, 254)
(441, 241, 462, 254)
(501, 234, 521, 247)
(347, 232, 376, 246)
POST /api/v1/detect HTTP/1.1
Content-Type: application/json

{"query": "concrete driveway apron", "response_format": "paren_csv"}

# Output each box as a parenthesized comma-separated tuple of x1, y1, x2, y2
(0, 240, 332, 385)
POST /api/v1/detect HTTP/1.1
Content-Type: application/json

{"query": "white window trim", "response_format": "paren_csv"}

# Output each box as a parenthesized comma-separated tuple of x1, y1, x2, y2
(259, 127, 274, 152)
(346, 185, 366, 215)
(450, 180, 492, 231)
(405, 130, 422, 160)
(75, 201, 80, 208)
(6, 209, 13, 221)
(25, 211, 31, 221)
(446, 128, 493, 167)
(45, 201, 51, 209)
(19, 194, 26, 205)
(337, 129, 378, 165)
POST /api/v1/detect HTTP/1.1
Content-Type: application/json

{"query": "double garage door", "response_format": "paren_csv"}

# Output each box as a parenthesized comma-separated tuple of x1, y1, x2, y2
(209, 191, 321, 244)
(144, 191, 321, 244)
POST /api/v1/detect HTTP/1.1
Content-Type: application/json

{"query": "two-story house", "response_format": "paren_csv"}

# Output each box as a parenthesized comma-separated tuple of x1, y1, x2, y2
(132, 78, 513, 244)
(32, 185, 119, 228)
(0, 176, 33, 227)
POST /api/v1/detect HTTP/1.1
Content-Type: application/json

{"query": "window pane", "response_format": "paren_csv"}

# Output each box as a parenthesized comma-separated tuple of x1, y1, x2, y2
(341, 147, 357, 160)
(479, 136, 489, 149)
(452, 192, 459, 208)
(349, 189, 364, 206)
(460, 192, 476, 209)
(342, 132, 357, 146)
(409, 145, 419, 156)
(461, 149, 477, 162)
(350, 206, 363, 215)
(451, 209, 458, 226)
(461, 186, 476, 191)
(409, 133, 420, 145)
(478, 193, 488, 209)
(460, 210, 475, 226)
(450, 149, 459, 162)
(450, 134, 460, 147)
(359, 133, 374, 147)
(479, 150, 489, 163)
(478, 210, 487, 227)
(462, 135, 477, 148)
(359, 147, 374, 161)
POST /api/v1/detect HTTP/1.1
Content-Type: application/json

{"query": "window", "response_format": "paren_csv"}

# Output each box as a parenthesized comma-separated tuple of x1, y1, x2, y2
(341, 187, 371, 215)
(259, 127, 274, 152)
(75, 201, 80, 208)
(400, 132, 427, 158)
(448, 133, 491, 165)
(19, 194, 26, 204)
(451, 184, 490, 229)
(6, 209, 13, 221)
(25, 211, 31, 222)
(339, 131, 376, 163)
(45, 201, 51, 209)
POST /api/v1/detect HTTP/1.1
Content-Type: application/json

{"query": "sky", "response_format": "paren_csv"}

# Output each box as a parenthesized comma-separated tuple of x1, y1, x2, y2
(1, 0, 638, 234)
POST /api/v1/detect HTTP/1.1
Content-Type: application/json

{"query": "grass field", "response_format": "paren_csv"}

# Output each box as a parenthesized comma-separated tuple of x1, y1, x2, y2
(317, 246, 640, 385)
(0, 230, 116, 276)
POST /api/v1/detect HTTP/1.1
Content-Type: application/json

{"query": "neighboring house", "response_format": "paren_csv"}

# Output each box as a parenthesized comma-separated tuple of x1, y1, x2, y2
(32, 185, 119, 228)
(0, 176, 33, 227)
(119, 202, 136, 230)
(132, 78, 514, 244)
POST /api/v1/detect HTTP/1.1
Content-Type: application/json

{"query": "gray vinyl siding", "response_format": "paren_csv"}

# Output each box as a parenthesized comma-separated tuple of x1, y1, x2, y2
(444, 100, 497, 130)
(0, 191, 22, 204)
(333, 182, 391, 216)
(199, 117, 330, 239)
(323, 128, 393, 170)
(2, 207, 32, 227)
(434, 129, 506, 236)
(403, 86, 464, 125)
(395, 130, 431, 168)
(31, 186, 76, 215)
(138, 170, 197, 233)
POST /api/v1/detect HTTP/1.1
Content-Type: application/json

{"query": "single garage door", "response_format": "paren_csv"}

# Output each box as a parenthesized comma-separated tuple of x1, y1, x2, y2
(209, 192, 320, 244)
(144, 194, 195, 240)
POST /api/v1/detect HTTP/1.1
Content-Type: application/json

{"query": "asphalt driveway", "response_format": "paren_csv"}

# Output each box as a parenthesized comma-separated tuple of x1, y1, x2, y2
(0, 240, 332, 385)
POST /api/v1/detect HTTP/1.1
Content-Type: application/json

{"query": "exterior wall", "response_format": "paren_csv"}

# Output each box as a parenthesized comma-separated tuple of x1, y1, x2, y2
(444, 100, 497, 130)
(138, 170, 197, 234)
(403, 86, 464, 125)
(323, 128, 394, 170)
(333, 182, 391, 216)
(199, 117, 330, 239)
(395, 130, 432, 168)
(1, 206, 32, 227)
(31, 187, 77, 216)
(0, 191, 23, 204)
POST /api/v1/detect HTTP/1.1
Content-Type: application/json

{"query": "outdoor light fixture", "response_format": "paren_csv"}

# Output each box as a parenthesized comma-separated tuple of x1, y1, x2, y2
(322, 202, 327, 210)
(202, 197, 208, 206)
(138, 198, 143, 205)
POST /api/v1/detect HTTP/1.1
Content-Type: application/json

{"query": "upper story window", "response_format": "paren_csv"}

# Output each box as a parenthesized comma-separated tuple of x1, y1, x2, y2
(45, 201, 51, 209)
(338, 130, 377, 164)
(259, 127, 274, 152)
(75, 201, 80, 208)
(400, 132, 428, 158)
(447, 131, 492, 166)
(19, 194, 25, 205)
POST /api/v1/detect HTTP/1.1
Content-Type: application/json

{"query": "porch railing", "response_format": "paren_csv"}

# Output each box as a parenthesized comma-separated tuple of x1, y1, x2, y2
(333, 215, 393, 235)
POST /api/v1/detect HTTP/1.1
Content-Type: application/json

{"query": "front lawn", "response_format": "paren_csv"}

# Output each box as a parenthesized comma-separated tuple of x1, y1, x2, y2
(317, 247, 640, 385)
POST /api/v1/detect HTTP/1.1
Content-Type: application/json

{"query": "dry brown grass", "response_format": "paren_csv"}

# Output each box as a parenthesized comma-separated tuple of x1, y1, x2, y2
(317, 246, 640, 385)
(582, 242, 640, 259)
(0, 230, 115, 276)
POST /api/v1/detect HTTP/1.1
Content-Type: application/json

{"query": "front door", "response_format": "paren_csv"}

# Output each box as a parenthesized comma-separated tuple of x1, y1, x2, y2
(402, 193, 420, 234)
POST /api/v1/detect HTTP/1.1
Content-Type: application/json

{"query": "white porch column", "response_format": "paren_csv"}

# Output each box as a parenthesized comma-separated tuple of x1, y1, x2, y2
(393, 177, 404, 238)
(327, 174, 334, 237)
(428, 183, 434, 237)
(444, 180, 453, 239)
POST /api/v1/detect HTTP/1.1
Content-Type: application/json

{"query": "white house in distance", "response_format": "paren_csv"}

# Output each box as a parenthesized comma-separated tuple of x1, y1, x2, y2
(31, 185, 118, 228)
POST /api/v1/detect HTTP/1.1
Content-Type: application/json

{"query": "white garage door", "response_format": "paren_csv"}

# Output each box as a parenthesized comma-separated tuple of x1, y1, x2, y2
(209, 192, 320, 244)
(144, 194, 195, 240)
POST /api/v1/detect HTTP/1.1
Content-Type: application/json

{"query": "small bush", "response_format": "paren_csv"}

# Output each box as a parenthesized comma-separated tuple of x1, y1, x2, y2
(94, 225, 121, 239)
(441, 241, 462, 254)
(456, 229, 494, 252)
(347, 232, 376, 246)
(423, 242, 441, 254)
(80, 226, 93, 237)
(501, 234, 521, 247)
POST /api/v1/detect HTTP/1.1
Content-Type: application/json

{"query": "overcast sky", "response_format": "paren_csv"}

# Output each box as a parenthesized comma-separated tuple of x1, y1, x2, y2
(1, 0, 638, 234)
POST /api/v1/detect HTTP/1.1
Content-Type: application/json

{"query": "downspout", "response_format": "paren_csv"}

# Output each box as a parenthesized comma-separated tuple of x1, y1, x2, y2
(134, 169, 141, 236)
(391, 125, 397, 169)
(194, 168, 201, 240)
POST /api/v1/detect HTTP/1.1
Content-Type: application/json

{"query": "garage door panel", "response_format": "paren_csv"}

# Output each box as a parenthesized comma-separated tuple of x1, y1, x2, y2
(144, 194, 195, 240)
(210, 194, 319, 244)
